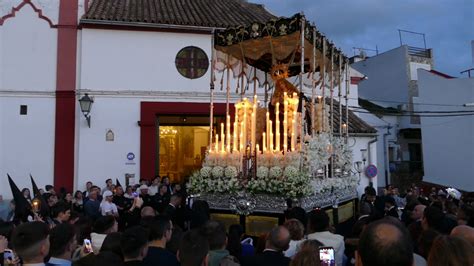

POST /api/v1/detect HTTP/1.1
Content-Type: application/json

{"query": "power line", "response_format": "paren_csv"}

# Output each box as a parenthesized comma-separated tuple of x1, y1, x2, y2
(349, 105, 474, 114)
(353, 97, 466, 107)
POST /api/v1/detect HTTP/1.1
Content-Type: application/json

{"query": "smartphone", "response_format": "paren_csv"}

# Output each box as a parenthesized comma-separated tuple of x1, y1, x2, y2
(83, 239, 93, 253)
(4, 249, 14, 261)
(132, 192, 139, 198)
(319, 246, 335, 266)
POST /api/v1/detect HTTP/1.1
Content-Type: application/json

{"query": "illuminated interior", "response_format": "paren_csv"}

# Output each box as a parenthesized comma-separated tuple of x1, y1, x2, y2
(158, 125, 209, 183)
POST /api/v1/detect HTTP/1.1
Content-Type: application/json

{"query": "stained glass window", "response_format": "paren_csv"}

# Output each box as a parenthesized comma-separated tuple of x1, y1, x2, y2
(175, 46, 209, 79)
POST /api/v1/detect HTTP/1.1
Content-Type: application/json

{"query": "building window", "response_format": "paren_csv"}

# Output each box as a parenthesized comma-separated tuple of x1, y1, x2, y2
(20, 105, 27, 115)
(175, 46, 209, 79)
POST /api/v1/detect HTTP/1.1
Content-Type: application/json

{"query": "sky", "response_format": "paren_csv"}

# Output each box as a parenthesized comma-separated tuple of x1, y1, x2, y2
(252, 0, 474, 77)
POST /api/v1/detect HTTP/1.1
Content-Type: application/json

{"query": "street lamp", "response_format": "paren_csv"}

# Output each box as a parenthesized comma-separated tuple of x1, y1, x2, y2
(79, 93, 93, 128)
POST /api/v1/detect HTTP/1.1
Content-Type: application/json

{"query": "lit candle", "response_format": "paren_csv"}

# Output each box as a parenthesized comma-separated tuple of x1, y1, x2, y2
(233, 121, 238, 152)
(215, 134, 219, 152)
(266, 111, 270, 151)
(269, 120, 273, 152)
(240, 122, 244, 151)
(243, 99, 247, 149)
(342, 123, 347, 136)
(251, 96, 257, 153)
(275, 102, 280, 152)
(262, 132, 266, 152)
(283, 92, 288, 152)
(291, 119, 295, 151)
(226, 115, 231, 152)
(220, 123, 225, 152)
(256, 144, 260, 154)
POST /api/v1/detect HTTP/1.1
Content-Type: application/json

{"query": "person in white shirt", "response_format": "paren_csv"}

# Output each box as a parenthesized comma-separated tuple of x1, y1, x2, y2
(100, 191, 119, 217)
(307, 209, 345, 266)
(148, 176, 160, 196)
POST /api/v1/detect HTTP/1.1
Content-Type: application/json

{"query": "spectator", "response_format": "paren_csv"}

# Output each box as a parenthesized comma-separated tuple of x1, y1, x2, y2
(100, 191, 119, 217)
(48, 223, 77, 266)
(227, 224, 254, 259)
(427, 235, 474, 266)
(100, 232, 123, 259)
(121, 226, 149, 266)
(418, 229, 439, 260)
(11, 222, 50, 265)
(143, 216, 178, 266)
(161, 176, 172, 195)
(154, 185, 170, 213)
(83, 181, 93, 198)
(124, 186, 135, 199)
(139, 185, 153, 208)
(290, 240, 323, 266)
(148, 177, 160, 196)
(51, 202, 72, 225)
(166, 226, 183, 255)
(190, 200, 210, 229)
(91, 216, 118, 253)
(283, 219, 305, 258)
(140, 207, 156, 218)
(163, 195, 183, 229)
(408, 204, 426, 248)
(384, 196, 399, 219)
(457, 204, 474, 227)
(421, 206, 445, 232)
(22, 188, 32, 203)
(450, 225, 474, 246)
(84, 190, 101, 221)
(178, 230, 209, 266)
(242, 226, 291, 266)
(202, 220, 239, 266)
(356, 218, 413, 266)
(290, 249, 320, 266)
(284, 207, 307, 233)
(103, 179, 114, 195)
(307, 210, 345, 266)
(73, 191, 84, 213)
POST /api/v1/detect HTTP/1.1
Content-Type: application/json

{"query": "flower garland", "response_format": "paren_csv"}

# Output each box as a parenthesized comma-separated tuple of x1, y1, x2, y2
(332, 137, 353, 172)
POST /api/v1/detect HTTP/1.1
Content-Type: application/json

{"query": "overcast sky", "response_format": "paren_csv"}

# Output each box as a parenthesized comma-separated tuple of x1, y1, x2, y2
(252, 0, 474, 77)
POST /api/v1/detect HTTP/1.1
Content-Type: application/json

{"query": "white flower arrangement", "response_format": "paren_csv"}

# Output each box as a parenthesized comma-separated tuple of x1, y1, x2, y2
(200, 166, 212, 178)
(332, 137, 353, 172)
(304, 133, 332, 171)
(211, 166, 224, 178)
(269, 166, 283, 179)
(224, 166, 238, 178)
(256, 166, 269, 179)
(283, 166, 298, 179)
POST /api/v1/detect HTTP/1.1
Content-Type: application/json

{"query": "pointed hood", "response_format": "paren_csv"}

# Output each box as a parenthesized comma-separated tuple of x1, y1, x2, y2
(7, 174, 32, 222)
(116, 178, 123, 188)
(30, 174, 50, 217)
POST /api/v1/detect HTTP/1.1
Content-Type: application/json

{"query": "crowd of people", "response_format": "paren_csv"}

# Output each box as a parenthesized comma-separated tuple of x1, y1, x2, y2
(0, 177, 473, 266)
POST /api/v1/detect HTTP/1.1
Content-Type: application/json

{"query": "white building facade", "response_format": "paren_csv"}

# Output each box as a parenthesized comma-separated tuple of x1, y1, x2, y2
(1, 0, 379, 198)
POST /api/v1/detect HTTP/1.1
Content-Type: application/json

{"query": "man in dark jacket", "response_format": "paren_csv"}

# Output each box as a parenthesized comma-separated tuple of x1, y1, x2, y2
(241, 226, 291, 266)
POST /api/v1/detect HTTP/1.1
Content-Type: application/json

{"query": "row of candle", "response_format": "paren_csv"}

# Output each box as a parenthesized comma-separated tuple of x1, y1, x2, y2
(211, 93, 300, 154)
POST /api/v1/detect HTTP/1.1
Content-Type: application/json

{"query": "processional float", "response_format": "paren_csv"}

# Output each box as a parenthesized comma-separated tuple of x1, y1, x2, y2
(189, 14, 358, 215)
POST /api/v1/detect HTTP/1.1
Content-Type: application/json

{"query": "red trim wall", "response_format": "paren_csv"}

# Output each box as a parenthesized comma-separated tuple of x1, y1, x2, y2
(0, 0, 56, 27)
(54, 0, 78, 191)
(140, 102, 230, 180)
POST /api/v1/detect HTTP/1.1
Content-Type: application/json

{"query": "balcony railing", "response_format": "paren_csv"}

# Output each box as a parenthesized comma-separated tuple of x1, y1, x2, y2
(408, 46, 431, 58)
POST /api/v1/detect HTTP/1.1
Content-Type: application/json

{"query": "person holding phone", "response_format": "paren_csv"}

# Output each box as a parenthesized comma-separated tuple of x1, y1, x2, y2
(48, 224, 77, 266)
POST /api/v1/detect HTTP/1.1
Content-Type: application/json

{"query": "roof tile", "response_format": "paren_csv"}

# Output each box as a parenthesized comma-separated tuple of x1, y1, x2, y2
(81, 0, 276, 28)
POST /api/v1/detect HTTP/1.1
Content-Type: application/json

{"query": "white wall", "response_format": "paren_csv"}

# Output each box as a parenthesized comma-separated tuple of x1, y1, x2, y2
(75, 96, 141, 191)
(349, 136, 379, 196)
(417, 70, 474, 191)
(0, 2, 58, 198)
(0, 96, 55, 198)
(0, 3, 57, 91)
(352, 46, 409, 108)
(80, 29, 212, 92)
